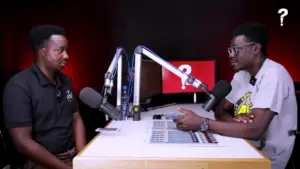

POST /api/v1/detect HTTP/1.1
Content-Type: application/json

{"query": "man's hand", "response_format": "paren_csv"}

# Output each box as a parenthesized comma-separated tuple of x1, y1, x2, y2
(173, 107, 204, 131)
(233, 113, 255, 123)
(9, 127, 72, 169)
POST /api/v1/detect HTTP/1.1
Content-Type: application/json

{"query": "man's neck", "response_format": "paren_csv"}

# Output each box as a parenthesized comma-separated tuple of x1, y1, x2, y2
(247, 55, 266, 77)
(35, 61, 57, 83)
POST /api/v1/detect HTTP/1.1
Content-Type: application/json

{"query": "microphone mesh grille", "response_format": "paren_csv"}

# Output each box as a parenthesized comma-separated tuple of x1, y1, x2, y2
(212, 80, 232, 100)
(79, 87, 102, 109)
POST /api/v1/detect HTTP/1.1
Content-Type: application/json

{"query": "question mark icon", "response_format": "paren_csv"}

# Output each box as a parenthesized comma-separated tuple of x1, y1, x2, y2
(178, 64, 192, 90)
(278, 8, 288, 26)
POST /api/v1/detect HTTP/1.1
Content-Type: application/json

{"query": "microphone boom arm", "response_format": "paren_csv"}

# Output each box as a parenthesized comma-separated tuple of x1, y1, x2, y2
(132, 45, 213, 121)
(103, 47, 124, 119)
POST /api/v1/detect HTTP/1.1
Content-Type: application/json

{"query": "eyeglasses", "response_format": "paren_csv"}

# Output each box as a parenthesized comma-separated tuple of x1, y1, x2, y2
(227, 42, 256, 56)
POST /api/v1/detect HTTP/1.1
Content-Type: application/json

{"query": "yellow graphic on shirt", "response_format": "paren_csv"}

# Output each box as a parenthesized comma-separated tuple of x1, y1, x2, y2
(234, 91, 253, 115)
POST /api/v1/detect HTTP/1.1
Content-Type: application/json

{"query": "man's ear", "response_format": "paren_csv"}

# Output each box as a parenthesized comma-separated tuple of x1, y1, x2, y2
(38, 48, 46, 58)
(253, 44, 261, 54)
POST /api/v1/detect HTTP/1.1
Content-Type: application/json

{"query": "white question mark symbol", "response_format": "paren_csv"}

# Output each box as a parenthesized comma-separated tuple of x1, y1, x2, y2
(278, 8, 288, 26)
(178, 64, 192, 90)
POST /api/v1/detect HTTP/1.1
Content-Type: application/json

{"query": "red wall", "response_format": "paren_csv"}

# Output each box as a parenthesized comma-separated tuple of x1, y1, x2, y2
(1, 1, 113, 94)
(1, 0, 299, 96)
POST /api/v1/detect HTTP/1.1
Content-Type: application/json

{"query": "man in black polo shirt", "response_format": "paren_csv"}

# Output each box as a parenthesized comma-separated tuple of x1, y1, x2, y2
(3, 25, 86, 169)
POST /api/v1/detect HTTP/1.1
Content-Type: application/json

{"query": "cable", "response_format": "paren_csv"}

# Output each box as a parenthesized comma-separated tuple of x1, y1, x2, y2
(127, 47, 136, 103)
(123, 48, 137, 117)
(111, 47, 131, 118)
(128, 53, 135, 100)
(112, 47, 130, 79)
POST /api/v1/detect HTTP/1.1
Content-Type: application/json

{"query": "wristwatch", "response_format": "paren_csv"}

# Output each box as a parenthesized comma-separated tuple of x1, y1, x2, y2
(200, 118, 209, 132)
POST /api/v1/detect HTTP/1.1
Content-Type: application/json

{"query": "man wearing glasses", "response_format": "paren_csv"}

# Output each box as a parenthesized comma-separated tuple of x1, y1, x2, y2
(174, 23, 297, 169)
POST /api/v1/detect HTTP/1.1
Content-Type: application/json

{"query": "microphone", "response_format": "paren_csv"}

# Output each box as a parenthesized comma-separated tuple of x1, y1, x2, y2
(202, 80, 232, 112)
(79, 87, 121, 120)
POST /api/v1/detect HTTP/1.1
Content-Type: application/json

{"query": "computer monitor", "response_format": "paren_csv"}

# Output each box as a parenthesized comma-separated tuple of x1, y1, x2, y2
(162, 60, 216, 94)
(140, 59, 162, 101)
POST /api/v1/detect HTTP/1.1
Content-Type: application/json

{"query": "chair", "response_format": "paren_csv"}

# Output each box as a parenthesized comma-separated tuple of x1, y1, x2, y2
(0, 128, 25, 169)
(0, 128, 9, 169)
(286, 130, 299, 169)
(285, 92, 300, 169)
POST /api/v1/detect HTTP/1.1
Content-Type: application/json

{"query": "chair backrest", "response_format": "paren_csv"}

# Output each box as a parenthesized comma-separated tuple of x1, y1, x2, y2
(0, 128, 9, 168)
(286, 92, 300, 169)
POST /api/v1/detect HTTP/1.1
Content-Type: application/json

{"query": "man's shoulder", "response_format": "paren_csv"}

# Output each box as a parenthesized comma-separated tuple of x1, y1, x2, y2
(232, 70, 249, 80)
(263, 59, 292, 81)
(264, 59, 282, 70)
(5, 68, 34, 90)
(258, 59, 295, 96)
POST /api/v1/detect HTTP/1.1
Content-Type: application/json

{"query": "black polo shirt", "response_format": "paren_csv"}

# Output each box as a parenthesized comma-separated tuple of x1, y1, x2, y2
(3, 63, 78, 154)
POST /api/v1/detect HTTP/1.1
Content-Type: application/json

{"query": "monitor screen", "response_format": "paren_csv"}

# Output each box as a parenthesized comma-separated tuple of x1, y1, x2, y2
(140, 59, 162, 101)
(162, 60, 215, 94)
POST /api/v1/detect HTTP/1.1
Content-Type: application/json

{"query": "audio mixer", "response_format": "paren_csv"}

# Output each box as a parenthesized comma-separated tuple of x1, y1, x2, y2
(149, 120, 218, 144)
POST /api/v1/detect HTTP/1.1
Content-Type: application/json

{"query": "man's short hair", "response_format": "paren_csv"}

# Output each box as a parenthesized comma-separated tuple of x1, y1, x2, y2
(28, 25, 66, 55)
(232, 23, 268, 56)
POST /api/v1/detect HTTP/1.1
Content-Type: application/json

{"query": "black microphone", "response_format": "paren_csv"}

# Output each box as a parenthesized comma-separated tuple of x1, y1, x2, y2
(202, 80, 232, 112)
(79, 87, 121, 120)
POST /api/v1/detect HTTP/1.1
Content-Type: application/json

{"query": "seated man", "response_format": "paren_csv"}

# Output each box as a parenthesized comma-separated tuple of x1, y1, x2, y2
(3, 25, 86, 169)
(174, 23, 297, 169)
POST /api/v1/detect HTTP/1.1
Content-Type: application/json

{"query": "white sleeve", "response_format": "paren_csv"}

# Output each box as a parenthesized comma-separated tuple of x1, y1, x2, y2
(252, 71, 286, 114)
(225, 73, 240, 104)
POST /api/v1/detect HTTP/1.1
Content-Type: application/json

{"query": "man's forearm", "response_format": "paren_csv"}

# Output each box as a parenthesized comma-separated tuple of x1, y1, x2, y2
(214, 105, 234, 121)
(73, 113, 86, 152)
(215, 112, 233, 121)
(214, 100, 235, 122)
(208, 120, 261, 140)
(17, 139, 71, 169)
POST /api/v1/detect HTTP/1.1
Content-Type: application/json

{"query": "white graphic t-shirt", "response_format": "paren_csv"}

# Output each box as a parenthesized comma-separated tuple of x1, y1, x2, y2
(225, 58, 297, 169)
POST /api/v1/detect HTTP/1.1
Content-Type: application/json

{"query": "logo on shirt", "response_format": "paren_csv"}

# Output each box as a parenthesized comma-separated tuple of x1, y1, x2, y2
(66, 90, 73, 103)
(234, 91, 253, 115)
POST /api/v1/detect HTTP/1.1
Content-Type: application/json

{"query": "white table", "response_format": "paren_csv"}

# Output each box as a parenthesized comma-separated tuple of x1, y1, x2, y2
(73, 103, 270, 169)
